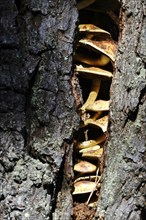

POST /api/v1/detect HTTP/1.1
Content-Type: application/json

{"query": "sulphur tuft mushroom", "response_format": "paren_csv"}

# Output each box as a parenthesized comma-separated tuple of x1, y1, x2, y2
(74, 49, 110, 67)
(74, 175, 100, 183)
(73, 180, 97, 195)
(76, 139, 99, 149)
(86, 100, 110, 112)
(86, 115, 109, 133)
(79, 39, 116, 62)
(79, 145, 100, 153)
(79, 79, 101, 114)
(79, 24, 111, 40)
(82, 148, 103, 159)
(74, 160, 97, 173)
(75, 65, 113, 80)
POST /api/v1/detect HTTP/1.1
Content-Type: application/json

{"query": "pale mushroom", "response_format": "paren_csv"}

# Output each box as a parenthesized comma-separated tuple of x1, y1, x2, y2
(79, 24, 111, 39)
(74, 160, 97, 173)
(79, 145, 100, 153)
(86, 100, 110, 112)
(79, 39, 116, 62)
(79, 79, 101, 114)
(76, 139, 99, 149)
(73, 180, 97, 195)
(75, 65, 113, 80)
(82, 148, 103, 159)
(74, 175, 100, 183)
(86, 115, 109, 132)
(88, 200, 98, 208)
(74, 50, 110, 66)
(81, 112, 103, 127)
(76, 133, 106, 150)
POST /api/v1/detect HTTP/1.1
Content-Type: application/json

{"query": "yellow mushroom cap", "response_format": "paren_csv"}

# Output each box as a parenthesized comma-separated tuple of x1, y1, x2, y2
(79, 24, 111, 37)
(79, 145, 100, 153)
(76, 139, 98, 149)
(82, 147, 103, 159)
(74, 175, 99, 183)
(87, 115, 109, 133)
(86, 100, 110, 112)
(75, 65, 113, 80)
(74, 160, 97, 173)
(79, 39, 116, 62)
(96, 115, 109, 132)
(88, 201, 98, 208)
(73, 180, 97, 195)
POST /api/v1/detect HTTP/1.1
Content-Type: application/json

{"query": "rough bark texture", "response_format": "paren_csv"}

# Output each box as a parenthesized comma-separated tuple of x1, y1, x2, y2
(1, 0, 146, 220)
(95, 0, 146, 219)
(0, 1, 78, 219)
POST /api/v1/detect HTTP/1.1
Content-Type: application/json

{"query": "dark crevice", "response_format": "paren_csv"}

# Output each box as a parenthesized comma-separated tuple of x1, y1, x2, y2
(50, 153, 65, 220)
(127, 108, 139, 122)
(139, 86, 146, 104)
(15, 0, 21, 10)
(0, 44, 20, 49)
(141, 207, 146, 220)
(25, 60, 41, 155)
(29, 48, 50, 56)
(73, 1, 120, 219)
(25, 59, 41, 116)
(124, 86, 146, 127)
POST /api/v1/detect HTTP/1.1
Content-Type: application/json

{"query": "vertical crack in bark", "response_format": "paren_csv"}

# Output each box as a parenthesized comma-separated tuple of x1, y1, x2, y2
(123, 85, 146, 128)
(25, 60, 40, 151)
(15, 0, 21, 10)
(72, 1, 120, 219)
(50, 152, 65, 219)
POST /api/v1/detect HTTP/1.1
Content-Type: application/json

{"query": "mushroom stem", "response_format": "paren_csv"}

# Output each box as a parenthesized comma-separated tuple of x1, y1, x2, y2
(80, 112, 102, 127)
(80, 79, 101, 114)
(92, 112, 102, 120)
(76, 133, 107, 150)
(76, 139, 98, 149)
(74, 52, 110, 66)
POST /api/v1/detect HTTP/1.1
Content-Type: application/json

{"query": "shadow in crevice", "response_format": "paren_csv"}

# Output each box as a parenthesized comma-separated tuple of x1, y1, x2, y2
(141, 207, 146, 220)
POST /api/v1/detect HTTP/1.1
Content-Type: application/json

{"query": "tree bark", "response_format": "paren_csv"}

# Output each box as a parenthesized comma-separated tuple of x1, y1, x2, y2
(95, 0, 146, 219)
(0, 0, 146, 220)
(0, 0, 78, 219)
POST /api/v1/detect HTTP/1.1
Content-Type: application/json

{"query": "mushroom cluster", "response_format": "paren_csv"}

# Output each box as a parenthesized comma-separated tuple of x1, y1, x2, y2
(73, 22, 116, 206)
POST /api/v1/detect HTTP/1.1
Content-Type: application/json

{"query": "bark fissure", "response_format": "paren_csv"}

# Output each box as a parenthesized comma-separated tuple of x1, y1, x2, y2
(124, 85, 146, 127)
(0, 0, 146, 219)
(72, 1, 120, 219)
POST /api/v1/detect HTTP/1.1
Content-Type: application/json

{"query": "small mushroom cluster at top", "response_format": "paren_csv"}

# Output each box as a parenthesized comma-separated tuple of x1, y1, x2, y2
(73, 23, 116, 206)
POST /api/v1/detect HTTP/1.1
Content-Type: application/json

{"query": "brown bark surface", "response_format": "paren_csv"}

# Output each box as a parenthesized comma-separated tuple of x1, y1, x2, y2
(95, 0, 146, 219)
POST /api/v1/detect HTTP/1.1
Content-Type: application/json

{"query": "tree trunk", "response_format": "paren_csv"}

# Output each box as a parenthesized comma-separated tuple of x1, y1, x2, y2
(0, 0, 78, 219)
(0, 0, 145, 220)
(95, 0, 146, 219)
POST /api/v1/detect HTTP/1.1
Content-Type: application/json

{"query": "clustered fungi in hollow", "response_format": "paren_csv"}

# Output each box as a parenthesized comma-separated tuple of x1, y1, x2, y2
(72, 1, 118, 210)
